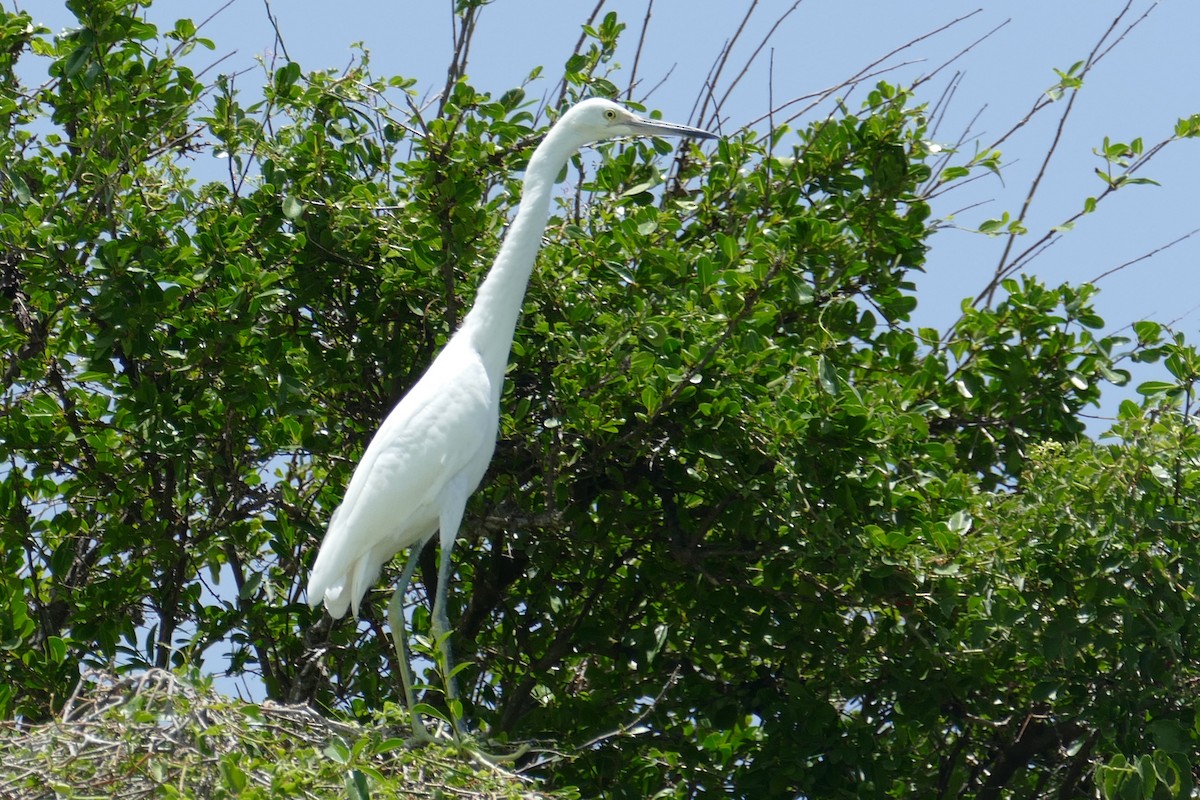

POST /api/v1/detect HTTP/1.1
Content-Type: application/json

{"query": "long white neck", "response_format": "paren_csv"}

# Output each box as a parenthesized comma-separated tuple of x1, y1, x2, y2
(457, 125, 582, 387)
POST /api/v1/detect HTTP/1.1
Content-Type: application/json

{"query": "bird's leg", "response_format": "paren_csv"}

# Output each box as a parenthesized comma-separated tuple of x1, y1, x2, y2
(432, 508, 521, 764)
(432, 513, 463, 727)
(388, 548, 432, 743)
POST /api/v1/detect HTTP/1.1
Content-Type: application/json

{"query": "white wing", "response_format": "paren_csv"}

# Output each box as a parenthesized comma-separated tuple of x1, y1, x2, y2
(307, 340, 498, 618)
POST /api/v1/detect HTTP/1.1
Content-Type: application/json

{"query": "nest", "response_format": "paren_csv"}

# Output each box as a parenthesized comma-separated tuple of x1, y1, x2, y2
(0, 669, 547, 799)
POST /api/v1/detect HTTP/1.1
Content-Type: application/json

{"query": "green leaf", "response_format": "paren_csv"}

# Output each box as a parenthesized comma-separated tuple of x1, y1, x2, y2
(46, 636, 67, 665)
(620, 179, 657, 198)
(697, 255, 716, 291)
(238, 572, 263, 600)
(323, 741, 350, 765)
(171, 18, 196, 40)
(947, 510, 972, 534)
(1175, 114, 1200, 138)
(817, 356, 839, 395)
(63, 42, 91, 78)
(345, 769, 370, 800)
(1136, 380, 1177, 397)
(5, 170, 31, 204)
(1133, 320, 1162, 344)
(642, 385, 659, 414)
(218, 756, 247, 792)
(282, 194, 304, 220)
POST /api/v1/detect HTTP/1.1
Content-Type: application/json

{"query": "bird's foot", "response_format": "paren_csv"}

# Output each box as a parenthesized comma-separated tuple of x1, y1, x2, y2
(401, 687, 527, 766)
(462, 740, 532, 772)
(403, 722, 436, 749)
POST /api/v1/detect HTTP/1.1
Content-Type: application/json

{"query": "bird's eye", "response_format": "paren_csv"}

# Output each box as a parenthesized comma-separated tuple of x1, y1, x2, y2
(604, 109, 617, 120)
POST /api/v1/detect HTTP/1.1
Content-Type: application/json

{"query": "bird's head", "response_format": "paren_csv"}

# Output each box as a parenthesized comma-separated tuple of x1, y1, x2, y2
(557, 98, 718, 147)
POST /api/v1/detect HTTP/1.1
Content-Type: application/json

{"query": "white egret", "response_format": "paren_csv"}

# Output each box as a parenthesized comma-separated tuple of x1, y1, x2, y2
(306, 98, 716, 739)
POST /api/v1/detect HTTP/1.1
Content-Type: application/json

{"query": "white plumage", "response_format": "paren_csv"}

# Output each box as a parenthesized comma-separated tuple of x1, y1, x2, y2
(305, 98, 716, 738)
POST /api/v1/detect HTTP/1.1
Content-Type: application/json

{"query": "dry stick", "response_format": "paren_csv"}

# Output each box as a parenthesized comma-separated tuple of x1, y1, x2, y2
(980, 81, 1083, 307)
(689, 36, 725, 127)
(927, 164, 994, 206)
(190, 49, 240, 83)
(921, 98, 989, 201)
(1093, 1, 1158, 67)
(764, 47, 775, 205)
(746, 59, 917, 137)
(938, 89, 984, 153)
(626, 0, 654, 102)
(892, 19, 1009, 202)
(843, 8, 984, 97)
(1165, 300, 1200, 330)
(767, 46, 776, 142)
(458, 6, 482, 87)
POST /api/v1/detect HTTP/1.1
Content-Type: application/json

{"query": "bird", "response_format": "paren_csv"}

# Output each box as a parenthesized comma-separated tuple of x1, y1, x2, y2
(306, 97, 717, 740)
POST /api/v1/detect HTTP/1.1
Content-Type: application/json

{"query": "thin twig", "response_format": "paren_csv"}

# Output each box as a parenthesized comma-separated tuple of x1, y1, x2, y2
(983, 1, 1147, 155)
(694, 1, 759, 128)
(976, 81, 1082, 306)
(745, 10, 986, 137)
(626, 0, 654, 102)
(636, 62, 676, 106)
(260, 0, 290, 62)
(912, 17, 1009, 92)
(439, 1, 484, 118)
(553, 0, 607, 109)
(1089, 226, 1200, 284)
(972, 0, 1155, 307)
(170, 0, 238, 59)
(713, 1, 804, 121)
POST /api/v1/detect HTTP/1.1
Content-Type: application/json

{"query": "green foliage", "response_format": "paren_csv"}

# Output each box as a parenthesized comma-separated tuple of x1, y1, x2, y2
(1097, 752, 1192, 800)
(3, 2, 1200, 798)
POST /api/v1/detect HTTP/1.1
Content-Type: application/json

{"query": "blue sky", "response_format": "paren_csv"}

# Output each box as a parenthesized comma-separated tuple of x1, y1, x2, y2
(27, 0, 1200, 422)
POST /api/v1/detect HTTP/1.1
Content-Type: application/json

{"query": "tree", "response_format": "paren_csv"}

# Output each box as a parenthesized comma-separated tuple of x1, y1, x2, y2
(2, 1, 1198, 797)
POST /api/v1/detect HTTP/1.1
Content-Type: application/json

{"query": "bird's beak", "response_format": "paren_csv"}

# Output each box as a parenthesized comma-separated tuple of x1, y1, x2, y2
(628, 116, 719, 141)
